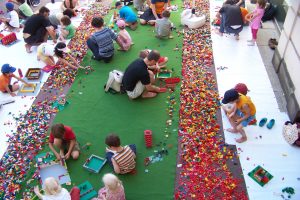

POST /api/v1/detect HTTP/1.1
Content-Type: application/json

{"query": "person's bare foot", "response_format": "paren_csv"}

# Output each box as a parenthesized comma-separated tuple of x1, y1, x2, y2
(25, 44, 32, 53)
(216, 30, 223, 36)
(235, 34, 239, 40)
(226, 128, 238, 133)
(142, 92, 157, 98)
(236, 137, 247, 143)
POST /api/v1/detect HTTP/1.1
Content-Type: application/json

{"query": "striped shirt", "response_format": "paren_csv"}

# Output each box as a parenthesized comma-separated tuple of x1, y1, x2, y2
(91, 27, 117, 58)
(113, 145, 136, 174)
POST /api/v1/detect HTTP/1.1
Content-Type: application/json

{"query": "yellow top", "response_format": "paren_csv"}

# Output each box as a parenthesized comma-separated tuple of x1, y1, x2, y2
(236, 94, 256, 116)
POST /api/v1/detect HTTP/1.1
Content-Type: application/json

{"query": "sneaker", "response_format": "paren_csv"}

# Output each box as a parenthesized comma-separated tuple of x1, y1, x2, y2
(138, 11, 144, 15)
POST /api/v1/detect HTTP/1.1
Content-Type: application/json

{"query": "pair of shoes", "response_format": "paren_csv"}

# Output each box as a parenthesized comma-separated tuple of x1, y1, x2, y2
(259, 118, 275, 129)
(268, 38, 278, 50)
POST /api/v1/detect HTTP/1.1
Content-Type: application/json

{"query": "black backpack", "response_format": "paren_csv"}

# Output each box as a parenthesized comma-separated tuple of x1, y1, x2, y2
(262, 3, 277, 22)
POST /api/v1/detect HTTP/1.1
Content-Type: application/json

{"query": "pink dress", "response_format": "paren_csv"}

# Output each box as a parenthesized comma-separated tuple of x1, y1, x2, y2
(250, 6, 265, 30)
(92, 186, 125, 200)
(117, 29, 132, 51)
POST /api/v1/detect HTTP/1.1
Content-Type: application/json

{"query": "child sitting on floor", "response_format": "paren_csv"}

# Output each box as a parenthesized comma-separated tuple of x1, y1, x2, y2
(0, 3, 20, 31)
(59, 15, 76, 41)
(37, 42, 85, 70)
(0, 64, 31, 97)
(105, 134, 136, 174)
(92, 173, 125, 200)
(48, 123, 80, 161)
(155, 10, 173, 39)
(139, 49, 168, 71)
(116, 19, 132, 51)
(9, 0, 33, 20)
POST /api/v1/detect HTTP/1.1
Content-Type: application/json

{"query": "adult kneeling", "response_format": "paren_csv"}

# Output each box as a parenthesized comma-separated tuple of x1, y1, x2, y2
(122, 50, 167, 99)
(140, 0, 168, 25)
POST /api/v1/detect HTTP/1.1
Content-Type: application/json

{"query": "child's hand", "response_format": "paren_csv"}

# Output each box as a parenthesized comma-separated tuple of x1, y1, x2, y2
(55, 153, 61, 161)
(64, 153, 71, 160)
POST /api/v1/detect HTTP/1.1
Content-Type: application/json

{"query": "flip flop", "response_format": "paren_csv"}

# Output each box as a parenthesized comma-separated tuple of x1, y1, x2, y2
(259, 118, 268, 127)
(266, 119, 275, 129)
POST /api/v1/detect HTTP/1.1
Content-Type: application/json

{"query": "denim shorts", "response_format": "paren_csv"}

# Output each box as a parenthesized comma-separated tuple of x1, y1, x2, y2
(236, 109, 255, 127)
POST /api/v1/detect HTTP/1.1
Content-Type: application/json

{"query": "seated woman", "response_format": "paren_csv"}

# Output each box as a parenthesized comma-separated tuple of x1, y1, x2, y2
(92, 173, 125, 200)
(37, 42, 85, 70)
(61, 0, 80, 11)
(140, 0, 168, 25)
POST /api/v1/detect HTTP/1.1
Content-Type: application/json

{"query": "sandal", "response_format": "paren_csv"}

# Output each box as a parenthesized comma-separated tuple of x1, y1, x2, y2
(259, 118, 268, 127)
(266, 119, 275, 129)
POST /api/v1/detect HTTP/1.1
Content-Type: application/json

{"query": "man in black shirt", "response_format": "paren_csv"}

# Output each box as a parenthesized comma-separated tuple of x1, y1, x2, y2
(216, 4, 243, 40)
(122, 50, 166, 99)
(23, 6, 56, 53)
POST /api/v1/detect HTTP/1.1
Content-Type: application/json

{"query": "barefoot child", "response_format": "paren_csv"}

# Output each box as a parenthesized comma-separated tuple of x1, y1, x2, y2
(37, 42, 85, 70)
(48, 123, 80, 160)
(222, 89, 256, 143)
(245, 0, 266, 46)
(0, 3, 20, 31)
(0, 64, 32, 97)
(92, 173, 125, 200)
(116, 19, 132, 51)
(59, 15, 76, 41)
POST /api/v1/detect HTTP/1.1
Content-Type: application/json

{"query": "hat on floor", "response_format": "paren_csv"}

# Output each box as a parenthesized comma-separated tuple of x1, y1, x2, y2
(282, 122, 299, 145)
(6, 2, 14, 11)
(116, 19, 126, 28)
(44, 44, 55, 56)
(222, 89, 239, 104)
(234, 83, 249, 95)
(1, 64, 16, 73)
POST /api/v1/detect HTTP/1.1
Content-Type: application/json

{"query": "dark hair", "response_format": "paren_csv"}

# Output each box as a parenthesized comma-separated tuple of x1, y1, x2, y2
(147, 50, 160, 62)
(39, 6, 50, 14)
(162, 10, 170, 18)
(61, 16, 71, 26)
(17, 0, 26, 4)
(257, 0, 266, 8)
(63, 8, 75, 18)
(54, 42, 66, 58)
(91, 17, 104, 28)
(105, 134, 121, 147)
(115, 1, 122, 7)
(139, 50, 149, 59)
(51, 123, 65, 139)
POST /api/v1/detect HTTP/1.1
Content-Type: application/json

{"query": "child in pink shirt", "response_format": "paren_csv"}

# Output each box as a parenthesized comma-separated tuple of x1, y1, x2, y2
(245, 0, 266, 46)
(116, 19, 132, 51)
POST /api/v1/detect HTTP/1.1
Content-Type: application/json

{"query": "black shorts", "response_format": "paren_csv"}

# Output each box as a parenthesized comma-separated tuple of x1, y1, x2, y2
(140, 8, 161, 22)
(24, 27, 47, 45)
(3, 85, 13, 93)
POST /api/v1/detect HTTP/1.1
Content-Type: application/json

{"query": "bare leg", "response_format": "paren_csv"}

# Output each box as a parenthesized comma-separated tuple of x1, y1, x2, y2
(11, 84, 19, 92)
(235, 124, 247, 143)
(25, 43, 32, 53)
(53, 138, 65, 156)
(71, 150, 79, 160)
(140, 19, 147, 25)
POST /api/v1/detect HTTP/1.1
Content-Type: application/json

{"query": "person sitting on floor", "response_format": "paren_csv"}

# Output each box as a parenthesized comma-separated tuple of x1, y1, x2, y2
(139, 49, 168, 71)
(59, 15, 76, 41)
(34, 177, 80, 200)
(139, 0, 168, 25)
(49, 8, 75, 29)
(0, 3, 20, 32)
(122, 50, 167, 99)
(115, 1, 138, 30)
(92, 173, 126, 200)
(37, 42, 85, 70)
(224, 0, 245, 8)
(86, 16, 121, 63)
(216, 3, 243, 40)
(155, 10, 173, 39)
(9, 0, 33, 20)
(23, 6, 57, 53)
(0, 64, 31, 97)
(105, 134, 136, 174)
(61, 0, 80, 12)
(222, 89, 256, 143)
(116, 19, 132, 51)
(48, 123, 80, 160)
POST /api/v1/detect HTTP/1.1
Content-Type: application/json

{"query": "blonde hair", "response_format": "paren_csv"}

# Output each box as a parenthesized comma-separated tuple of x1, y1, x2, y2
(102, 173, 122, 191)
(44, 177, 62, 195)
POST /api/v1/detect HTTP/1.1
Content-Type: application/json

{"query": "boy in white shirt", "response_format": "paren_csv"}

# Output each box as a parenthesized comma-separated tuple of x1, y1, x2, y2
(0, 3, 20, 31)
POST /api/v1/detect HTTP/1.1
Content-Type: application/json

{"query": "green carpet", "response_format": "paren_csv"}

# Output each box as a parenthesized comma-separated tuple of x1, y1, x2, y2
(46, 3, 183, 200)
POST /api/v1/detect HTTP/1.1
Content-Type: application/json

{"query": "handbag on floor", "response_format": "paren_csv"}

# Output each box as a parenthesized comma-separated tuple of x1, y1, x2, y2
(104, 70, 124, 94)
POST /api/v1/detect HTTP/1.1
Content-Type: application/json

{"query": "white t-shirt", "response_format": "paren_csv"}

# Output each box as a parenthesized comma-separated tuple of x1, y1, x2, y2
(42, 188, 71, 200)
(7, 10, 19, 28)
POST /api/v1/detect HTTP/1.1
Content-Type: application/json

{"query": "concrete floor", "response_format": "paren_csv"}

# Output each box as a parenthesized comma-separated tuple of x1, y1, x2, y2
(257, 21, 287, 113)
